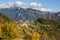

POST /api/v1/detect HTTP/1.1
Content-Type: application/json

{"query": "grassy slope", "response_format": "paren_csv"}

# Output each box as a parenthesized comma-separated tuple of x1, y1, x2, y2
(0, 12, 13, 23)
(35, 18, 60, 40)
(14, 18, 60, 40)
(0, 12, 60, 40)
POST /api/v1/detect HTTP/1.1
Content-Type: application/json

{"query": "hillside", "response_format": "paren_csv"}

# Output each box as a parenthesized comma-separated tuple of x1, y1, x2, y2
(35, 18, 60, 40)
(14, 18, 60, 40)
(0, 12, 13, 22)
(0, 13, 18, 40)
(0, 0, 60, 40)
(0, 13, 60, 40)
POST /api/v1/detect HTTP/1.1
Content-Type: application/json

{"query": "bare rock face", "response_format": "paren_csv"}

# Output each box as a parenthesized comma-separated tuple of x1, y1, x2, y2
(48, 12, 60, 22)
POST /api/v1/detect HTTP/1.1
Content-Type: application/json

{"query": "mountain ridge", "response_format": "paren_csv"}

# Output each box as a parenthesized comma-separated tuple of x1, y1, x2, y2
(0, 7, 60, 22)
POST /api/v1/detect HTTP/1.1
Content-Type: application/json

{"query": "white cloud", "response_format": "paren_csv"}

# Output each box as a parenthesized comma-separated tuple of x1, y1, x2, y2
(14, 1, 28, 8)
(15, 1, 25, 6)
(0, 2, 14, 8)
(0, 4, 9, 8)
(30, 2, 42, 8)
(40, 8, 53, 12)
(30, 2, 37, 6)
(0, 1, 53, 12)
(16, 1, 23, 5)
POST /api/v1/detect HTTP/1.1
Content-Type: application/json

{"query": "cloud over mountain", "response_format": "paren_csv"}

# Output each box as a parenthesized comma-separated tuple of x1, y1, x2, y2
(40, 8, 53, 12)
(0, 1, 53, 12)
(30, 2, 42, 8)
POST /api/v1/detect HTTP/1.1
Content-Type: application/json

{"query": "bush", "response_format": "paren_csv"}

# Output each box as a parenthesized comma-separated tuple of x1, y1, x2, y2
(1, 22, 19, 39)
(30, 32, 40, 40)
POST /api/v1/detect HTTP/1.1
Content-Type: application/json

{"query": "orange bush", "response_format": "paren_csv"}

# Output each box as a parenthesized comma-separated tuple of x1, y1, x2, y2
(30, 32, 40, 40)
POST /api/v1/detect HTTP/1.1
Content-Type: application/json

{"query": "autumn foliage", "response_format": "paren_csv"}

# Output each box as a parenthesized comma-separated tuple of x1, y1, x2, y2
(0, 22, 19, 39)
(29, 32, 40, 40)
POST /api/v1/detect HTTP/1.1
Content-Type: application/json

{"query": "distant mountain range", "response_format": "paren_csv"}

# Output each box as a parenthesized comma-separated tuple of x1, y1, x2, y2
(0, 6, 60, 21)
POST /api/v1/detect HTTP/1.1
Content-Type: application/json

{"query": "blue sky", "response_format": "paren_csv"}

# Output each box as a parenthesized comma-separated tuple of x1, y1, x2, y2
(0, 0, 60, 11)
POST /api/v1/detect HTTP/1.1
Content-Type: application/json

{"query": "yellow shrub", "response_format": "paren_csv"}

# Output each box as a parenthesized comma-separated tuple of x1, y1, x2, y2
(1, 22, 19, 39)
(30, 32, 40, 40)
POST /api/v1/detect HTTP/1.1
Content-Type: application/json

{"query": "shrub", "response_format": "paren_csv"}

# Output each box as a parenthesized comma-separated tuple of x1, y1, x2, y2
(1, 22, 19, 39)
(30, 32, 40, 40)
